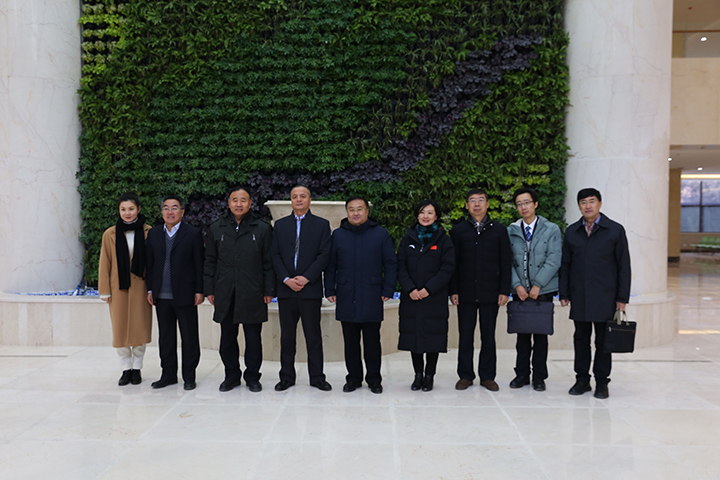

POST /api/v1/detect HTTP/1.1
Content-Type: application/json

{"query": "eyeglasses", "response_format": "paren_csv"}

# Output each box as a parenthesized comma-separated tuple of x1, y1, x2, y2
(468, 198, 486, 204)
(347, 208, 366, 214)
(162, 206, 181, 212)
(515, 200, 534, 207)
(579, 199, 598, 207)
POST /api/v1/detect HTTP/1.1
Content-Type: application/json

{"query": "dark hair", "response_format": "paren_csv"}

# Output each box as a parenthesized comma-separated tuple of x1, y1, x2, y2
(226, 185, 251, 199)
(291, 185, 312, 197)
(161, 195, 185, 209)
(577, 188, 601, 203)
(117, 192, 141, 208)
(512, 186, 538, 204)
(466, 188, 488, 202)
(414, 199, 441, 219)
(345, 195, 369, 209)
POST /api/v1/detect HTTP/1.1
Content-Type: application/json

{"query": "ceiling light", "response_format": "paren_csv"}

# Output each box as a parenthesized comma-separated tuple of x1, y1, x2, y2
(668, 157, 672, 161)
(698, 167, 704, 171)
(701, 37, 708, 42)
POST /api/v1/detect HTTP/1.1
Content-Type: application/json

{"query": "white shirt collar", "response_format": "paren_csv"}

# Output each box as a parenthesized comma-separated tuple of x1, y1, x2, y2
(164, 222, 181, 237)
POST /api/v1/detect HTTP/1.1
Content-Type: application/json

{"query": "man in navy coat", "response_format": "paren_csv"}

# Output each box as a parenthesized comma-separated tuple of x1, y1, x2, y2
(559, 188, 631, 399)
(146, 195, 204, 390)
(325, 196, 397, 394)
(271, 186, 332, 391)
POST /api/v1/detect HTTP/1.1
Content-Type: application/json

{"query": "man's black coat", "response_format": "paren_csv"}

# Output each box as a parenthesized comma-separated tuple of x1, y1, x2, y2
(449, 217, 512, 303)
(559, 214, 631, 322)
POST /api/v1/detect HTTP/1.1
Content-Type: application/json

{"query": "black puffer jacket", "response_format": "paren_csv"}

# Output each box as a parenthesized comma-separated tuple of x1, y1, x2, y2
(397, 225, 455, 353)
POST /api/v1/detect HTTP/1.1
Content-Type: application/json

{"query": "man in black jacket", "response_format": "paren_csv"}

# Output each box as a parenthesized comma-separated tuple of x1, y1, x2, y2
(325, 196, 397, 394)
(271, 186, 332, 392)
(450, 189, 512, 392)
(559, 188, 631, 399)
(146, 195, 204, 390)
(204, 186, 275, 393)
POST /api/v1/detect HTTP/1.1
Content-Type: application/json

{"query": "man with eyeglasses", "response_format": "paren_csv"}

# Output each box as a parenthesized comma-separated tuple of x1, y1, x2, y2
(559, 188, 631, 399)
(507, 186, 562, 392)
(450, 188, 512, 392)
(146, 195, 204, 390)
(324, 196, 397, 394)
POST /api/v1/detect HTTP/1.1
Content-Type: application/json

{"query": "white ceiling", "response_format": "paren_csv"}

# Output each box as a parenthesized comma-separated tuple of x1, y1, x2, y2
(669, 146, 720, 174)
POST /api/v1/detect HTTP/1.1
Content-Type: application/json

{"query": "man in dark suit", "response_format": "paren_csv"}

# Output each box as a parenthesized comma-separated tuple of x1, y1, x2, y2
(271, 186, 332, 392)
(450, 188, 512, 392)
(559, 188, 631, 399)
(146, 195, 204, 390)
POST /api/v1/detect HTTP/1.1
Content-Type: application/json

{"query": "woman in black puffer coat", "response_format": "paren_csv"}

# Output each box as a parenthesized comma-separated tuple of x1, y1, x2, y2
(397, 200, 455, 392)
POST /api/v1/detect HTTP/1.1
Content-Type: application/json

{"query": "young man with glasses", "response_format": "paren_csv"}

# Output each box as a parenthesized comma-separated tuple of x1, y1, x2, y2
(507, 186, 562, 391)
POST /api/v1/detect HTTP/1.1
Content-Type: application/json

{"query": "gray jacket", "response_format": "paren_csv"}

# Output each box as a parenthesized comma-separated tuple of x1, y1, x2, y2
(508, 215, 562, 296)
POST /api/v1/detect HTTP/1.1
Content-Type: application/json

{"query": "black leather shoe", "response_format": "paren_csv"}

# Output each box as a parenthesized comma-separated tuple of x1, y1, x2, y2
(532, 379, 546, 391)
(568, 381, 591, 396)
(411, 373, 423, 391)
(183, 381, 196, 391)
(343, 381, 362, 392)
(310, 379, 332, 391)
(421, 375, 434, 392)
(246, 381, 262, 392)
(219, 378, 241, 392)
(151, 377, 178, 389)
(274, 380, 295, 391)
(594, 383, 609, 399)
(118, 369, 132, 386)
(509, 375, 530, 389)
(369, 383, 383, 394)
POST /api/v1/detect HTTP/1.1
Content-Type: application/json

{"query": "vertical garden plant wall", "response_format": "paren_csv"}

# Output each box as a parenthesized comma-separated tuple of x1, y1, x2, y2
(78, 0, 569, 283)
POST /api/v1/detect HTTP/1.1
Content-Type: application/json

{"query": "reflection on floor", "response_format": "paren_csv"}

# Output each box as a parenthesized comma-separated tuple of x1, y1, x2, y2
(1, 254, 720, 479)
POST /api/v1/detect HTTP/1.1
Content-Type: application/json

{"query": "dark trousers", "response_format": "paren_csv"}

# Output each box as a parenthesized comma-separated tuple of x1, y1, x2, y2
(219, 315, 263, 384)
(411, 352, 439, 376)
(457, 302, 499, 382)
(278, 297, 325, 383)
(573, 320, 611, 384)
(155, 299, 200, 383)
(341, 321, 382, 384)
(513, 292, 553, 381)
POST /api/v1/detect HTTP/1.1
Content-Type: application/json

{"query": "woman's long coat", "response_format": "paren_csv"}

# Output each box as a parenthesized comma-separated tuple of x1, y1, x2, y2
(397, 226, 455, 353)
(98, 225, 153, 348)
(203, 211, 276, 324)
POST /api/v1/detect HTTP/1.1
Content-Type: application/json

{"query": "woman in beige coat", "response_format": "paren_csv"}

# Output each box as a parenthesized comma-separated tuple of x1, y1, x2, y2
(98, 193, 153, 386)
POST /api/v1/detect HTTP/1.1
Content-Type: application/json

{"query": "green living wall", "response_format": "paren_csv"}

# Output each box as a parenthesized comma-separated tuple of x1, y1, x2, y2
(78, 0, 569, 283)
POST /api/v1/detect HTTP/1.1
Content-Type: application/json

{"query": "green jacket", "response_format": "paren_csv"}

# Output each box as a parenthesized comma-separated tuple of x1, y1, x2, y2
(507, 215, 561, 296)
(204, 211, 276, 324)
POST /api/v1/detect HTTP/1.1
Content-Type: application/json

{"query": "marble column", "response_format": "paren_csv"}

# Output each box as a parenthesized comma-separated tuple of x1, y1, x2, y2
(564, 0, 676, 344)
(0, 0, 83, 292)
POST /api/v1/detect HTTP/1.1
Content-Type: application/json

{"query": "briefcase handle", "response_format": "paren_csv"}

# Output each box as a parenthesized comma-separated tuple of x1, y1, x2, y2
(613, 309, 629, 325)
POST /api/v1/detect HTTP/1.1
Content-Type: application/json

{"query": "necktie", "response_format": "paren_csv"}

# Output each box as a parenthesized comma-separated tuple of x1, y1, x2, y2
(525, 225, 532, 242)
(294, 217, 301, 269)
(585, 222, 593, 237)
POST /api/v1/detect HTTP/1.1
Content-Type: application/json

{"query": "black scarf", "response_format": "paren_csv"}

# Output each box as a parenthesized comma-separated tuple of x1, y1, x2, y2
(115, 214, 147, 290)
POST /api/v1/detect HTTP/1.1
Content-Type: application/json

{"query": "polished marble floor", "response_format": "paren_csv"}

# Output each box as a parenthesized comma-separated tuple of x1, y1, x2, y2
(1, 254, 720, 479)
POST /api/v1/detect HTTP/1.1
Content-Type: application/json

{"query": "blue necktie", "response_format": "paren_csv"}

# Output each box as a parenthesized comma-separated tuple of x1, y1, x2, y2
(525, 225, 532, 242)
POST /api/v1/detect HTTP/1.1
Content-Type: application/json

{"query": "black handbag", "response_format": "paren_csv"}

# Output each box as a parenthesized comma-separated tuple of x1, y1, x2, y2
(506, 299, 554, 335)
(604, 310, 636, 353)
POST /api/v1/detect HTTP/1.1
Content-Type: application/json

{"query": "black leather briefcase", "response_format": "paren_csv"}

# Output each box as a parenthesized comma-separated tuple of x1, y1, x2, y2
(604, 310, 636, 353)
(506, 299, 554, 335)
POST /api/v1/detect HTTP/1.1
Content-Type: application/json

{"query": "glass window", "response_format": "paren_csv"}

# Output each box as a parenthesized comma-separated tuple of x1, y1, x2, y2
(681, 180, 700, 205)
(702, 207, 720, 232)
(702, 181, 720, 206)
(681, 206, 700, 233)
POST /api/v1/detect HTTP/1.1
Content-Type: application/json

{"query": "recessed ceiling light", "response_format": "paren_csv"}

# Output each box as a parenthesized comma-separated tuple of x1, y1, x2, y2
(668, 157, 672, 161)
(701, 37, 708, 42)
(698, 167, 704, 171)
